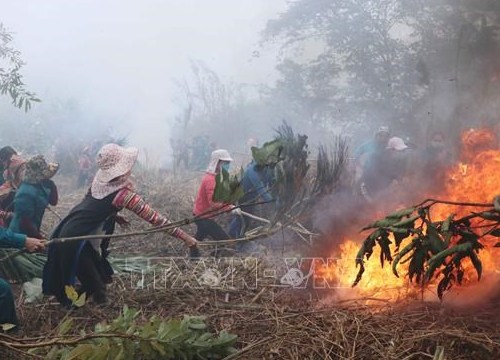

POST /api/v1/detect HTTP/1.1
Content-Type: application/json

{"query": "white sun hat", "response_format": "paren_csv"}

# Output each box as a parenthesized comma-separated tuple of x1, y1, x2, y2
(386, 137, 408, 151)
(206, 149, 233, 173)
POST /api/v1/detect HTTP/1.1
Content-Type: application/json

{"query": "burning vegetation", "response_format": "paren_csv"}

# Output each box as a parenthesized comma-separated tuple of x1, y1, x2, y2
(315, 128, 500, 304)
(2, 1, 500, 359)
(0, 125, 498, 360)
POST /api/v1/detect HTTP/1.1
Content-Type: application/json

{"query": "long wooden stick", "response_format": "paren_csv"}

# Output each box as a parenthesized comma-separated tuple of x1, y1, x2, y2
(239, 210, 272, 224)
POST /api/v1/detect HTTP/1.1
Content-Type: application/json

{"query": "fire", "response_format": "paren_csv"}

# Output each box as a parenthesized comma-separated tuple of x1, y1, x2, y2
(315, 239, 418, 301)
(317, 128, 500, 302)
(433, 128, 499, 220)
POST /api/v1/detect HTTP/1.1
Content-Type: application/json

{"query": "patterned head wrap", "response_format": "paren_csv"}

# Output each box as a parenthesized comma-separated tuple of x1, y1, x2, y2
(24, 155, 59, 184)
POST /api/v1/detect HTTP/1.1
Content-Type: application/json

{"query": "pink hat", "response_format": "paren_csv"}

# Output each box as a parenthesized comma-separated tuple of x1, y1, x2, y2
(94, 143, 138, 183)
(386, 137, 408, 151)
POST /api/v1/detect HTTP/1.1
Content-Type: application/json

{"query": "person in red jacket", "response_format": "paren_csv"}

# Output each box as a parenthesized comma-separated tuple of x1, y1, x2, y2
(192, 149, 235, 255)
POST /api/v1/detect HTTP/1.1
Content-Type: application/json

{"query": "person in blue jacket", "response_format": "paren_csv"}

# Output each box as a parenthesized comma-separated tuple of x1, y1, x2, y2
(228, 160, 275, 243)
(353, 126, 391, 185)
(0, 228, 45, 327)
(9, 155, 59, 238)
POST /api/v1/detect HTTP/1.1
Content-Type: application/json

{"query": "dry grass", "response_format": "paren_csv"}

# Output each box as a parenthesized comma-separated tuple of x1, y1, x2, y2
(1, 171, 499, 359)
(5, 278, 499, 359)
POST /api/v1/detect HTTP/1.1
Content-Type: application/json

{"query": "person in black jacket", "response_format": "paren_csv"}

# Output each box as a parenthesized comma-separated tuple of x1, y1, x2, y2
(43, 143, 199, 307)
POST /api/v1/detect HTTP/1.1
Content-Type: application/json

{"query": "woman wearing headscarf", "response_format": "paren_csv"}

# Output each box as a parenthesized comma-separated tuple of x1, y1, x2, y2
(43, 143, 199, 306)
(9, 155, 59, 238)
(0, 146, 25, 227)
(192, 149, 235, 252)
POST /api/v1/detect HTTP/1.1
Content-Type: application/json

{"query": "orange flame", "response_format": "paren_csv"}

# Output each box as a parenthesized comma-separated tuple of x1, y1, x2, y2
(317, 128, 500, 302)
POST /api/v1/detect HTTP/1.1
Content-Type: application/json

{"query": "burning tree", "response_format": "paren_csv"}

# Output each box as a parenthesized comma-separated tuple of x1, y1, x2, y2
(354, 197, 500, 299)
(353, 128, 500, 299)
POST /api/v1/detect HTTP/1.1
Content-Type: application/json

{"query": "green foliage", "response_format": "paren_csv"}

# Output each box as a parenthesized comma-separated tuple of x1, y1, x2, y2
(213, 167, 244, 204)
(0, 250, 45, 283)
(251, 139, 284, 166)
(32, 306, 237, 360)
(212, 122, 347, 237)
(311, 141, 348, 196)
(354, 200, 499, 299)
(0, 23, 40, 111)
(272, 122, 310, 215)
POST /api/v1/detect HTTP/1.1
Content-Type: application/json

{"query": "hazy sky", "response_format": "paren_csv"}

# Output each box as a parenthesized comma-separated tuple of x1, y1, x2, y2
(0, 0, 286, 164)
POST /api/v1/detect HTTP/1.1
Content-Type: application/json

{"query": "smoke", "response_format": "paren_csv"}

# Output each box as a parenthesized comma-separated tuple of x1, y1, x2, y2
(0, 0, 287, 166)
(441, 273, 500, 309)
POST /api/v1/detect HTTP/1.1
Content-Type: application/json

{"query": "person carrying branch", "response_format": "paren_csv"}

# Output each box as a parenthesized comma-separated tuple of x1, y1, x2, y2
(0, 227, 45, 328)
(192, 149, 236, 256)
(227, 139, 280, 252)
(228, 160, 274, 241)
(42, 143, 199, 306)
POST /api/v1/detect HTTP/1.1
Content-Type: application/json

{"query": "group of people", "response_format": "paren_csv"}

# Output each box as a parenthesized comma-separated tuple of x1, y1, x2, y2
(0, 143, 200, 328)
(353, 126, 451, 204)
(170, 135, 217, 173)
(0, 146, 55, 327)
(0, 141, 276, 329)
(10, 126, 456, 323)
(191, 148, 275, 254)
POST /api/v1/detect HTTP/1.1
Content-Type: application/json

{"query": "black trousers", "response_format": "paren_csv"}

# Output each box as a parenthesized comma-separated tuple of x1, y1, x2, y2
(0, 278, 17, 325)
(194, 218, 230, 241)
(76, 243, 111, 299)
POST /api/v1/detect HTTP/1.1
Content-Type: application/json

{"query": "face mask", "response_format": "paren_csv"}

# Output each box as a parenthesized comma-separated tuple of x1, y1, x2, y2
(221, 162, 231, 172)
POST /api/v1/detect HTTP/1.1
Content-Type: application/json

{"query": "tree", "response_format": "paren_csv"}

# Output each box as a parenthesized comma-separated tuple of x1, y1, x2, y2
(0, 22, 39, 111)
(262, 0, 500, 140)
(263, 0, 425, 131)
(170, 60, 273, 152)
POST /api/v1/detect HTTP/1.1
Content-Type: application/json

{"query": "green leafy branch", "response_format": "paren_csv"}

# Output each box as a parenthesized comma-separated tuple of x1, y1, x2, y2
(213, 167, 244, 204)
(353, 197, 500, 299)
(210, 122, 347, 252)
(213, 121, 347, 227)
(0, 23, 40, 111)
(1, 306, 237, 360)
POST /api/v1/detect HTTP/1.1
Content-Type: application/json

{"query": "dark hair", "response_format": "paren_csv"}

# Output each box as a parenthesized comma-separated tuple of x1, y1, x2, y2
(0, 146, 17, 163)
